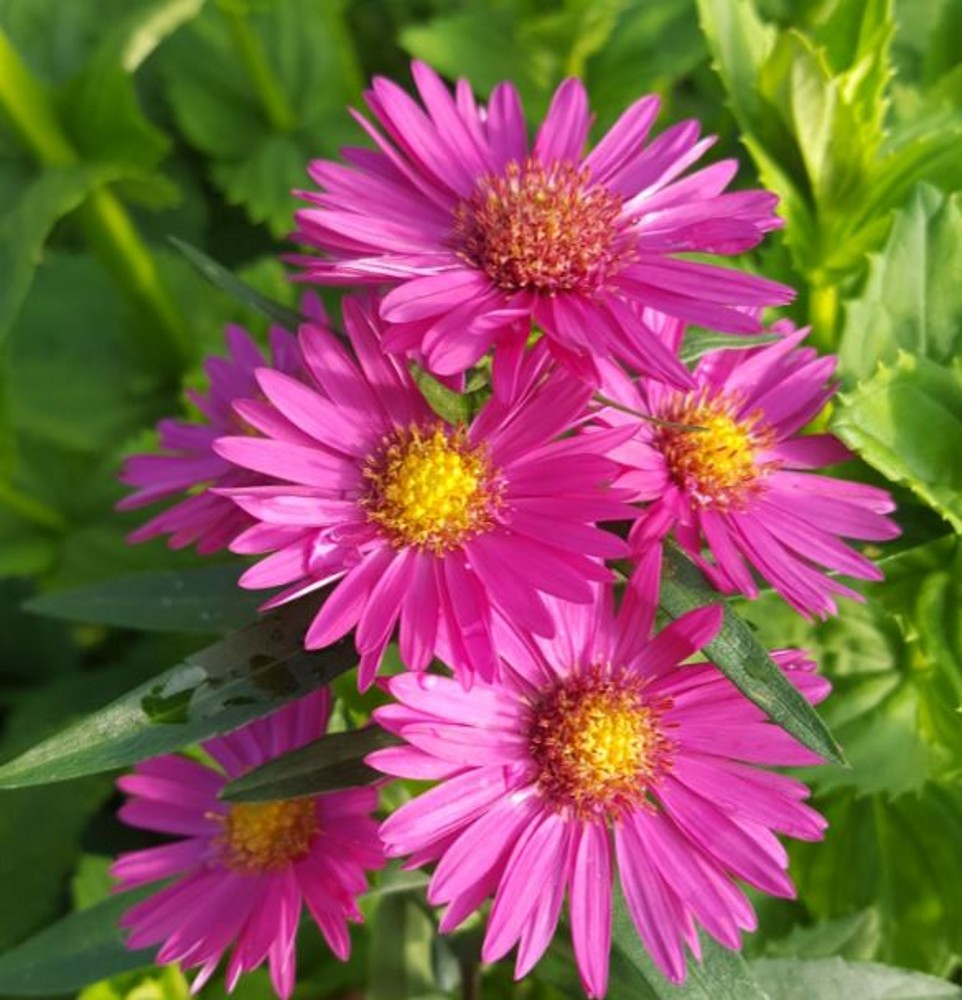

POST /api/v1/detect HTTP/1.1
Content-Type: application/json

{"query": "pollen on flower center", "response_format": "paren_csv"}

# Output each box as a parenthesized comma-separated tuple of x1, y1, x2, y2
(218, 800, 318, 874)
(454, 157, 626, 294)
(362, 424, 500, 553)
(657, 391, 775, 509)
(528, 669, 672, 818)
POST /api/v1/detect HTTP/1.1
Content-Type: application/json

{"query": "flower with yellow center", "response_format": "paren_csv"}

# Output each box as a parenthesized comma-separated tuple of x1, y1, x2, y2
(657, 391, 775, 509)
(362, 424, 500, 553)
(218, 800, 319, 874)
(454, 157, 627, 294)
(528, 669, 673, 819)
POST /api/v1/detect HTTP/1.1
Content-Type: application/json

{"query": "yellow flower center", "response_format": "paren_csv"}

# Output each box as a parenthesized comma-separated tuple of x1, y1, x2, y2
(362, 424, 500, 552)
(218, 800, 318, 874)
(454, 157, 626, 293)
(657, 392, 774, 509)
(529, 670, 672, 818)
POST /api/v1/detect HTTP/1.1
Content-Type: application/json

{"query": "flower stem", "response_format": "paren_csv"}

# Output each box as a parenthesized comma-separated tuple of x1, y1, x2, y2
(219, 0, 296, 133)
(592, 393, 706, 433)
(0, 29, 192, 379)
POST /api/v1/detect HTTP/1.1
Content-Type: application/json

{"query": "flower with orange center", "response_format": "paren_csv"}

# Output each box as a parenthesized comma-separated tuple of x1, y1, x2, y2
(295, 62, 793, 383)
(372, 596, 831, 995)
(217, 799, 319, 874)
(454, 158, 626, 294)
(362, 424, 500, 552)
(529, 668, 672, 819)
(112, 691, 384, 999)
(656, 391, 775, 510)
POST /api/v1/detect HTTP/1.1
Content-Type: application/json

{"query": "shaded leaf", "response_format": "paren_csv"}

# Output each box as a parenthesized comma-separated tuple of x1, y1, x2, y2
(763, 910, 883, 962)
(26, 564, 262, 634)
(0, 889, 155, 995)
(660, 547, 844, 764)
(833, 352, 962, 533)
(0, 600, 356, 787)
(222, 726, 398, 802)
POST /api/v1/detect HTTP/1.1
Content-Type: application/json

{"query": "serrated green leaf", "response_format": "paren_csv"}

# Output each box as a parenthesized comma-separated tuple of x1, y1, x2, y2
(763, 910, 883, 962)
(160, 0, 362, 235)
(0, 600, 356, 788)
(659, 547, 844, 765)
(833, 352, 962, 532)
(170, 236, 304, 331)
(222, 726, 398, 802)
(752, 957, 960, 999)
(839, 186, 962, 380)
(0, 889, 155, 995)
(26, 564, 262, 634)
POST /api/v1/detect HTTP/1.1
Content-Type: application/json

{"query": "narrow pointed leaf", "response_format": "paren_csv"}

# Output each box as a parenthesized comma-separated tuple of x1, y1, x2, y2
(0, 889, 154, 995)
(409, 363, 472, 424)
(170, 236, 304, 330)
(222, 726, 400, 802)
(659, 547, 844, 765)
(25, 564, 261, 633)
(0, 601, 356, 788)
(680, 329, 781, 364)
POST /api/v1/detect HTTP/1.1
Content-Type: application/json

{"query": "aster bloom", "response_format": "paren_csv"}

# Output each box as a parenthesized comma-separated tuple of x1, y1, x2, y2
(368, 591, 829, 996)
(599, 322, 899, 618)
(213, 296, 632, 688)
(293, 61, 793, 383)
(111, 690, 384, 998)
(117, 305, 316, 554)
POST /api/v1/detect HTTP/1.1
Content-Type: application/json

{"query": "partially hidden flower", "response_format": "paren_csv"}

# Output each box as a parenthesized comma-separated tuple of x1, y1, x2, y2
(599, 322, 899, 618)
(367, 590, 829, 996)
(293, 61, 792, 383)
(117, 304, 318, 554)
(214, 296, 632, 688)
(111, 690, 383, 999)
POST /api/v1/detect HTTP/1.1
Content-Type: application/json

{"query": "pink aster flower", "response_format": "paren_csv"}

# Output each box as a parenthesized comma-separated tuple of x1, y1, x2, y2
(111, 690, 384, 999)
(292, 61, 793, 383)
(213, 296, 632, 688)
(599, 322, 899, 618)
(117, 304, 318, 554)
(368, 591, 829, 996)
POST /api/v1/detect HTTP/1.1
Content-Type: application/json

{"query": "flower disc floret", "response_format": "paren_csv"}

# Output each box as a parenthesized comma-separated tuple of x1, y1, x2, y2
(529, 668, 672, 819)
(454, 158, 626, 294)
(362, 424, 500, 552)
(657, 392, 774, 509)
(218, 800, 318, 874)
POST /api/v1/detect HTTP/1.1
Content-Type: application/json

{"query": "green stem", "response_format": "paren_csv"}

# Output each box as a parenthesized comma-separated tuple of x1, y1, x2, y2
(0, 29, 192, 377)
(809, 280, 839, 353)
(0, 481, 67, 531)
(220, 0, 296, 133)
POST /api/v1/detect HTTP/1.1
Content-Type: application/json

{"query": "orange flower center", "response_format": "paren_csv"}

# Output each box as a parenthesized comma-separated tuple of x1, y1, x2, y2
(528, 669, 672, 818)
(657, 391, 775, 509)
(218, 800, 318, 874)
(454, 157, 625, 293)
(362, 424, 501, 553)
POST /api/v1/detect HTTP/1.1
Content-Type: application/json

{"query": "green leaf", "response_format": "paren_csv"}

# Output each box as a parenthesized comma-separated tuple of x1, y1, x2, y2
(408, 363, 472, 425)
(222, 726, 398, 802)
(26, 564, 262, 634)
(659, 547, 844, 765)
(0, 600, 357, 788)
(170, 236, 304, 331)
(160, 0, 363, 235)
(838, 186, 962, 380)
(604, 884, 769, 999)
(752, 957, 960, 999)
(679, 329, 782, 364)
(833, 352, 962, 533)
(369, 894, 446, 1000)
(763, 910, 883, 962)
(0, 889, 155, 995)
